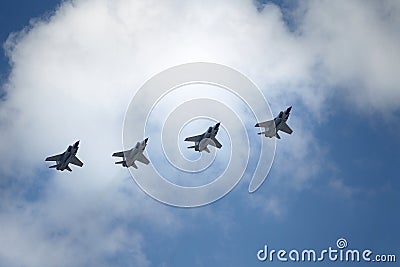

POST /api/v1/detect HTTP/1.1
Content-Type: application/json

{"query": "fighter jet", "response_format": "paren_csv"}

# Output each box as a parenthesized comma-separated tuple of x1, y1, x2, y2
(255, 106, 293, 139)
(184, 122, 222, 153)
(112, 138, 149, 169)
(45, 141, 84, 171)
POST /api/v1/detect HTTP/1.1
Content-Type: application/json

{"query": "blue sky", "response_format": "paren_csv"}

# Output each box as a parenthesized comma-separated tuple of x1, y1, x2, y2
(0, 1, 399, 266)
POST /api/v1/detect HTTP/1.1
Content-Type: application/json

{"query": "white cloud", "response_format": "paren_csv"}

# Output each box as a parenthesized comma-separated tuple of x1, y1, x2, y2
(1, 0, 399, 266)
(298, 0, 400, 112)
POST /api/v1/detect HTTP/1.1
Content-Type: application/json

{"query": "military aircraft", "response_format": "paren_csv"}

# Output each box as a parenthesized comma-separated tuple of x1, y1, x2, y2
(45, 141, 84, 171)
(255, 106, 293, 139)
(112, 138, 150, 169)
(184, 122, 222, 153)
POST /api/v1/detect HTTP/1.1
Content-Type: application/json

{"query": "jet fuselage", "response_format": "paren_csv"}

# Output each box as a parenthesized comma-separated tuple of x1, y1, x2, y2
(45, 140, 83, 171)
(112, 138, 149, 168)
(57, 142, 79, 171)
(193, 124, 219, 152)
(255, 107, 293, 139)
(185, 122, 222, 153)
(272, 108, 291, 135)
(125, 140, 147, 167)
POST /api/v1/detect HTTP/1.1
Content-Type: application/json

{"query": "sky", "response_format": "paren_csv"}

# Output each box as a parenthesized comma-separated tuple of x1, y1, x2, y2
(0, 0, 399, 266)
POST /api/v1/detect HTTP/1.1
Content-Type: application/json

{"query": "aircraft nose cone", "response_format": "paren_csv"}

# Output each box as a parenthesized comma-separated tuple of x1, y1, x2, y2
(144, 138, 148, 143)
(75, 140, 80, 146)
(215, 122, 220, 127)
(286, 106, 292, 113)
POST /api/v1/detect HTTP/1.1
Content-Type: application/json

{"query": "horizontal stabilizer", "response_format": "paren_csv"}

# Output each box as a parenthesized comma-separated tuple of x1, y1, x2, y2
(276, 133, 281, 139)
(115, 160, 127, 167)
(49, 164, 58, 168)
(187, 145, 196, 149)
(66, 166, 72, 172)
(204, 147, 210, 153)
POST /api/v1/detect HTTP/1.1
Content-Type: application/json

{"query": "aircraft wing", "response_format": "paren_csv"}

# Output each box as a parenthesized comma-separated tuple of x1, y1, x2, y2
(112, 151, 129, 158)
(184, 134, 203, 142)
(255, 120, 274, 129)
(280, 122, 293, 134)
(45, 153, 63, 162)
(211, 137, 222, 148)
(137, 153, 150, 165)
(70, 155, 84, 167)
